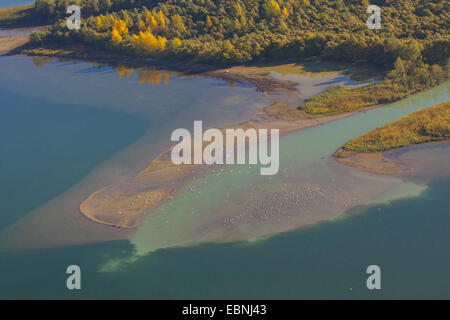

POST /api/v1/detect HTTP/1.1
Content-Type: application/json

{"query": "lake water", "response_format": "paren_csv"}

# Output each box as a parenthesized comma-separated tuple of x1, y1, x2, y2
(0, 0, 35, 36)
(0, 55, 448, 299)
(0, 26, 35, 37)
(0, 0, 32, 9)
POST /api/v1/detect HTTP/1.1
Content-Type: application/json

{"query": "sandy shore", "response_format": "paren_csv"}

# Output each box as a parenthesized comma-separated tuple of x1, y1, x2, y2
(333, 140, 450, 175)
(79, 93, 370, 229)
(8, 40, 435, 229)
(333, 149, 411, 175)
(26, 45, 389, 229)
(1, 43, 446, 254)
(0, 34, 28, 55)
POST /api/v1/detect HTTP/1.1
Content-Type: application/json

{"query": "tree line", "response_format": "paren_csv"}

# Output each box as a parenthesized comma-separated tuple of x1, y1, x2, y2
(26, 0, 449, 111)
(28, 0, 447, 65)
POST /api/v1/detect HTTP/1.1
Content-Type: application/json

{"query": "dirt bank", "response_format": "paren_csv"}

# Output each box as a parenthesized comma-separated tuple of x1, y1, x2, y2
(79, 98, 367, 229)
(0, 34, 28, 55)
(333, 149, 411, 175)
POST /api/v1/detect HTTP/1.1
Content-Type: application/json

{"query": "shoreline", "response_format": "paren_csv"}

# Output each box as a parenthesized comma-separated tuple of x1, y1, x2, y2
(78, 98, 383, 229)
(0, 25, 45, 55)
(4, 40, 445, 230)
(15, 44, 299, 92)
(13, 42, 384, 93)
(333, 148, 411, 175)
(25, 45, 410, 230)
(0, 34, 29, 55)
(333, 140, 450, 175)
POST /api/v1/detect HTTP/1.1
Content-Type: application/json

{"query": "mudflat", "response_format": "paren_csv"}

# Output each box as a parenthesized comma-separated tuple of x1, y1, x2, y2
(0, 34, 28, 55)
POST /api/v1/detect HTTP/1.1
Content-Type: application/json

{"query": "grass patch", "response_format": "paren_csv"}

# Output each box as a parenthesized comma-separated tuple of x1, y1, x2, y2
(298, 82, 410, 116)
(343, 101, 450, 152)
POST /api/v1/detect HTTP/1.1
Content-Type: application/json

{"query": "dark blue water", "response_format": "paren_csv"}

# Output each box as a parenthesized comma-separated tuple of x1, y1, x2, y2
(0, 55, 448, 299)
(0, 89, 147, 230)
(0, 178, 448, 299)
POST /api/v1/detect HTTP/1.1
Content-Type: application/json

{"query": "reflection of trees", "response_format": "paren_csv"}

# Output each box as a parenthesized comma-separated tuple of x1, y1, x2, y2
(137, 68, 161, 85)
(114, 65, 175, 86)
(31, 56, 55, 67)
(116, 65, 133, 78)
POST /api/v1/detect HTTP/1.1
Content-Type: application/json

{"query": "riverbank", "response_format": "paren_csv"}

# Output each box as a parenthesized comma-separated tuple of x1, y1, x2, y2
(17, 45, 300, 92)
(334, 100, 450, 174)
(79, 95, 368, 229)
(333, 149, 410, 175)
(5, 36, 448, 232)
(75, 64, 399, 229)
(62, 52, 445, 229)
(0, 24, 46, 54)
(1, 54, 448, 254)
(43, 48, 380, 229)
(334, 140, 450, 175)
(0, 34, 28, 54)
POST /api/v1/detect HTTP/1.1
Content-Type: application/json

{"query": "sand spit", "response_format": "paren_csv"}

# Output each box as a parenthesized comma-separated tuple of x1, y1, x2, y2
(79, 95, 366, 229)
(78, 63, 384, 229)
(80, 187, 174, 229)
(333, 140, 450, 176)
(202, 66, 299, 93)
(0, 34, 28, 55)
(333, 149, 411, 175)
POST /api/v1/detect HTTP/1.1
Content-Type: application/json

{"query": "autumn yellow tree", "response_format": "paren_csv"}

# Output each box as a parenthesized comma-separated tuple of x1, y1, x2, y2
(206, 15, 213, 28)
(137, 19, 146, 32)
(95, 16, 103, 30)
(157, 10, 166, 30)
(143, 9, 152, 25)
(113, 19, 128, 35)
(121, 10, 133, 27)
(132, 31, 167, 54)
(149, 15, 158, 31)
(171, 37, 182, 48)
(236, 3, 243, 16)
(111, 28, 122, 43)
(266, 0, 281, 18)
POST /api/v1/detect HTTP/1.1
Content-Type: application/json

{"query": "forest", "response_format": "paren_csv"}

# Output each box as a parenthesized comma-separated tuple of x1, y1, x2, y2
(343, 101, 450, 152)
(25, 1, 449, 65)
(6, 1, 450, 115)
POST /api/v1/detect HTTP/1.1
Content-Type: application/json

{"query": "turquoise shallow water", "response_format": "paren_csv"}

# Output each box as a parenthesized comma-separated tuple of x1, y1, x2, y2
(129, 81, 449, 254)
(0, 55, 448, 299)
(1, 178, 449, 299)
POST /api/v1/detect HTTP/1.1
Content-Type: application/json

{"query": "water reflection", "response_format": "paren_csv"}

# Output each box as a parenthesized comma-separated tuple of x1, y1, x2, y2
(29, 56, 215, 88)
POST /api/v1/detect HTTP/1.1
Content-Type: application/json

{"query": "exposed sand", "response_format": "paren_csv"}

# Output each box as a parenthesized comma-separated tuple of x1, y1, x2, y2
(79, 96, 374, 229)
(73, 60, 390, 229)
(333, 140, 450, 175)
(0, 34, 28, 55)
(202, 66, 299, 93)
(333, 149, 411, 175)
(3, 52, 440, 253)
